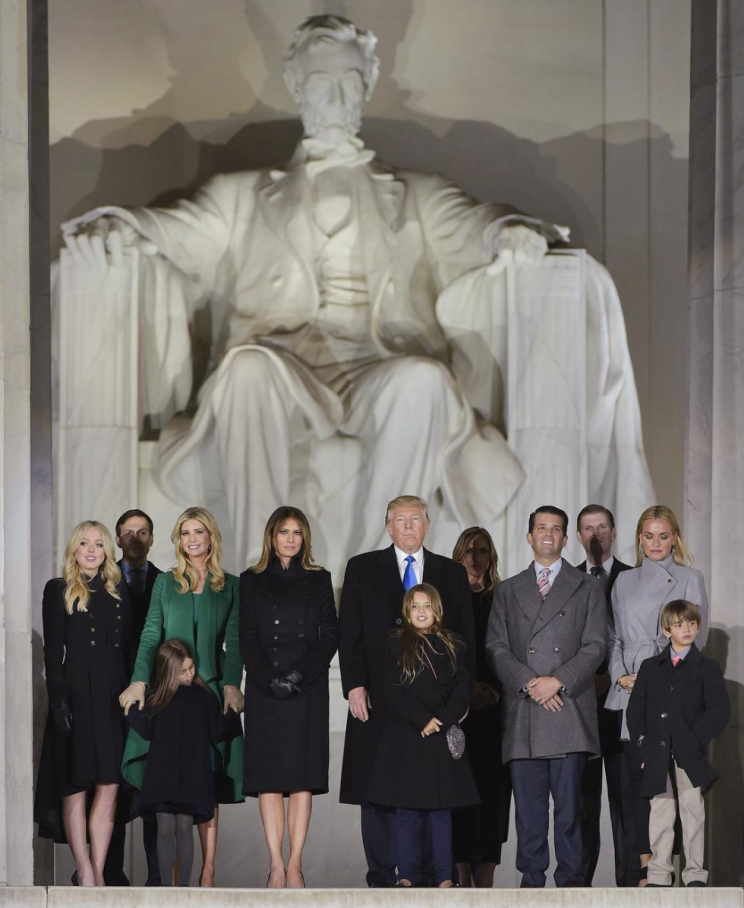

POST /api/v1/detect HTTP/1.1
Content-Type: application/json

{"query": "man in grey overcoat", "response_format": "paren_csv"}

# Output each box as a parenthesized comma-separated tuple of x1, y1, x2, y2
(486, 505, 607, 888)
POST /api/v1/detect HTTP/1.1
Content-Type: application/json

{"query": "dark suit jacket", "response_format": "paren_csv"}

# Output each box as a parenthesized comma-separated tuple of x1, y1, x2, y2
(577, 557, 632, 677)
(118, 559, 162, 651)
(486, 559, 607, 761)
(626, 643, 730, 796)
(338, 545, 474, 805)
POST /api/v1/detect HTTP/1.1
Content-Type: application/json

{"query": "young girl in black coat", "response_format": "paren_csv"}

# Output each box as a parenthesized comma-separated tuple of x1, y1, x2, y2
(366, 583, 479, 888)
(126, 639, 241, 886)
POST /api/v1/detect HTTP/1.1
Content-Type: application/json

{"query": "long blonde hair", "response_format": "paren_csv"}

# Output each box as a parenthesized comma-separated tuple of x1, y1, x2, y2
(146, 639, 208, 715)
(635, 505, 694, 567)
(250, 506, 323, 573)
(171, 507, 226, 593)
(396, 583, 460, 685)
(452, 526, 501, 592)
(62, 520, 121, 614)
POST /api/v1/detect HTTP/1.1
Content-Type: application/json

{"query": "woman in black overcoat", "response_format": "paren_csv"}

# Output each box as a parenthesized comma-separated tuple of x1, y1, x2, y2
(450, 527, 512, 888)
(34, 520, 131, 887)
(239, 506, 338, 889)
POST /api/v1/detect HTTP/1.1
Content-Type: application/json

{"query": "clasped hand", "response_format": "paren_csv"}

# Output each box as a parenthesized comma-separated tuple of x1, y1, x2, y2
(527, 676, 563, 712)
(421, 718, 442, 738)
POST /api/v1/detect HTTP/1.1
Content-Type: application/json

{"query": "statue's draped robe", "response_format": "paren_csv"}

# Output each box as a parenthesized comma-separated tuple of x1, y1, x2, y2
(90, 150, 652, 565)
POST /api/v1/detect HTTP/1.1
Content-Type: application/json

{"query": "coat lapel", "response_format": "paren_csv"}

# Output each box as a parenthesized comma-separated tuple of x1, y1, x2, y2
(378, 546, 406, 621)
(531, 560, 583, 634)
(196, 576, 219, 683)
(513, 565, 544, 631)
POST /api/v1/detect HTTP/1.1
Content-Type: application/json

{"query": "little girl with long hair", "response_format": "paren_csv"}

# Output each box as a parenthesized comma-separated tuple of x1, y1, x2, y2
(366, 583, 479, 888)
(126, 639, 241, 886)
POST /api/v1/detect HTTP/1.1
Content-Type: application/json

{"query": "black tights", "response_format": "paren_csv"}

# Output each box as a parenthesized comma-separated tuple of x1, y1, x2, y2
(156, 812, 194, 887)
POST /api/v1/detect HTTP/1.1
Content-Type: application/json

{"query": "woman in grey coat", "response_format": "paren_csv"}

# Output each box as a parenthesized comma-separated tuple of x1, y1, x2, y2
(605, 505, 708, 886)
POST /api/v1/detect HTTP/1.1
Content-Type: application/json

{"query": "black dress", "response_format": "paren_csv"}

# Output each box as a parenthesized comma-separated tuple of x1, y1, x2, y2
(126, 684, 241, 824)
(452, 588, 512, 864)
(239, 555, 339, 797)
(35, 575, 132, 842)
(366, 631, 480, 810)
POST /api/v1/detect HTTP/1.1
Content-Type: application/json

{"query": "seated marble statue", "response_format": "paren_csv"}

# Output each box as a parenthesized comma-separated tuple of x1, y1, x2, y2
(62, 15, 652, 568)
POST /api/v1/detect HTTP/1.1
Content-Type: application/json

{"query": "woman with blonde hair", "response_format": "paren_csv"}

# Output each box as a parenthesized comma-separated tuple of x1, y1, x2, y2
(606, 505, 709, 886)
(450, 527, 511, 888)
(240, 506, 338, 889)
(119, 506, 244, 886)
(34, 520, 131, 886)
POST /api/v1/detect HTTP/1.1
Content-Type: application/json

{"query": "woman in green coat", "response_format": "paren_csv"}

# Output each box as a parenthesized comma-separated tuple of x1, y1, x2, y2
(119, 506, 244, 886)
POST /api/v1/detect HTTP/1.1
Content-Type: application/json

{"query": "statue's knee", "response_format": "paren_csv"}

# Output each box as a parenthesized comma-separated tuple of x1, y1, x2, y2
(228, 351, 270, 387)
(392, 357, 453, 396)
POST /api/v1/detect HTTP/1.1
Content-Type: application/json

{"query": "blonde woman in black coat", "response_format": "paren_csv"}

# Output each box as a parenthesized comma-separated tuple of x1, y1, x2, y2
(239, 507, 338, 889)
(35, 520, 131, 887)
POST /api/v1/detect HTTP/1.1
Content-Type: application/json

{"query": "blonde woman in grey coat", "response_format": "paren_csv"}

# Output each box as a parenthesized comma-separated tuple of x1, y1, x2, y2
(605, 505, 708, 886)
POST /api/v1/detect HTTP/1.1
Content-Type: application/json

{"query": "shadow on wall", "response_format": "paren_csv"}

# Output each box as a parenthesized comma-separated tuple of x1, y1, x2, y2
(50, 113, 685, 265)
(705, 626, 744, 887)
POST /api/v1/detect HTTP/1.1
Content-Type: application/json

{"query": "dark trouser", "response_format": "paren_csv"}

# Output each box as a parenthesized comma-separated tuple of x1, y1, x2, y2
(621, 740, 651, 883)
(396, 808, 452, 886)
(511, 753, 586, 888)
(361, 805, 397, 887)
(581, 708, 626, 886)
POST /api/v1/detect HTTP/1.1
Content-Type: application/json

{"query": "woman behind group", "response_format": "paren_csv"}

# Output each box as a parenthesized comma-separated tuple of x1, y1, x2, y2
(119, 507, 244, 886)
(240, 506, 338, 889)
(35, 521, 131, 886)
(606, 505, 709, 886)
(451, 527, 511, 888)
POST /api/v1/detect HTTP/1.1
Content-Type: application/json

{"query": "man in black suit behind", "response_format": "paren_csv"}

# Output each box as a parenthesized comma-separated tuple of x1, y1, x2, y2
(338, 495, 475, 888)
(103, 509, 162, 887)
(575, 504, 632, 886)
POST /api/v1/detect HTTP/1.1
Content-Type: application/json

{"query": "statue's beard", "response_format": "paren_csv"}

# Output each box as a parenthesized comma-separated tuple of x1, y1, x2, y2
(300, 102, 362, 145)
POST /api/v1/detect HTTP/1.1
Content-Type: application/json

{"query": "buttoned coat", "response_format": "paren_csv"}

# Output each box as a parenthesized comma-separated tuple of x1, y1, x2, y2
(118, 559, 162, 655)
(338, 545, 475, 805)
(122, 570, 244, 802)
(605, 555, 709, 735)
(626, 643, 729, 796)
(239, 557, 338, 797)
(485, 560, 607, 761)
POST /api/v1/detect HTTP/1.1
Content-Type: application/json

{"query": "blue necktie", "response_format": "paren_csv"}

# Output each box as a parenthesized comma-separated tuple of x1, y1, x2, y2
(403, 555, 417, 591)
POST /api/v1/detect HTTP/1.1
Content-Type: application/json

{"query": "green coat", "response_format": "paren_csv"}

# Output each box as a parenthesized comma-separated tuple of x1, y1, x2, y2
(121, 570, 244, 802)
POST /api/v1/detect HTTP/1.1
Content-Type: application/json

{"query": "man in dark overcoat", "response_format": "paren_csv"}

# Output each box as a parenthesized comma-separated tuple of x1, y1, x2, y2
(338, 494, 475, 887)
(486, 505, 606, 889)
(575, 504, 632, 886)
(104, 509, 162, 886)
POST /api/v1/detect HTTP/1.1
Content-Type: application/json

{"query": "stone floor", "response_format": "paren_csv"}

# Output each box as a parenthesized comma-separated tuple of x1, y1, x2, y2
(2, 887, 744, 908)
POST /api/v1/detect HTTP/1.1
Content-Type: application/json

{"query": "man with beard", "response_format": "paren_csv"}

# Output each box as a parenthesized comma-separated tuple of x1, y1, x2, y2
(575, 505, 632, 886)
(104, 509, 162, 886)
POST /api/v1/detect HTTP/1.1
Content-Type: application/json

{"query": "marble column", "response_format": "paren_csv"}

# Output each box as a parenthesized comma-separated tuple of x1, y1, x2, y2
(0, 0, 36, 887)
(686, 0, 744, 887)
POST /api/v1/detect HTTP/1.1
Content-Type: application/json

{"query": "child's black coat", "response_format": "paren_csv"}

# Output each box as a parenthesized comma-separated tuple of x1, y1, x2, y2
(626, 642, 729, 797)
(127, 683, 241, 822)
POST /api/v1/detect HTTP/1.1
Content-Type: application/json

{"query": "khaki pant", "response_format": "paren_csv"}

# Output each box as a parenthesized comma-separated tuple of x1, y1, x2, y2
(648, 760, 707, 886)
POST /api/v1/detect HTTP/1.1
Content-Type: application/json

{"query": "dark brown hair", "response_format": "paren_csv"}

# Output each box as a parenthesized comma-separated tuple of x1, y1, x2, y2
(146, 639, 208, 715)
(250, 506, 323, 573)
(660, 599, 702, 632)
(396, 583, 460, 685)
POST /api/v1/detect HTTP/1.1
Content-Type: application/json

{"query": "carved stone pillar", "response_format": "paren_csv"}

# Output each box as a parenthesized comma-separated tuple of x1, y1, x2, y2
(686, 0, 744, 886)
(0, 0, 36, 887)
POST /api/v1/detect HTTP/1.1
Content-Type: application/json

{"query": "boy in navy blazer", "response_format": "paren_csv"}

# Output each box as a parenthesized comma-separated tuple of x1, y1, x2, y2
(626, 600, 729, 887)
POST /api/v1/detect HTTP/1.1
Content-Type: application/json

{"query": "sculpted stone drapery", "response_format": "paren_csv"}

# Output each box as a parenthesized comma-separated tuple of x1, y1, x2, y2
(57, 15, 653, 575)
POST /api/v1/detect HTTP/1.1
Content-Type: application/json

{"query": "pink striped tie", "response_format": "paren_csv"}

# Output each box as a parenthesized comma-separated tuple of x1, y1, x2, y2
(538, 567, 551, 599)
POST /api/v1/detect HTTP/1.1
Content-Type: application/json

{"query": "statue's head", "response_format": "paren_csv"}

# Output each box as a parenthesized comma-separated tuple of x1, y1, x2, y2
(283, 15, 380, 144)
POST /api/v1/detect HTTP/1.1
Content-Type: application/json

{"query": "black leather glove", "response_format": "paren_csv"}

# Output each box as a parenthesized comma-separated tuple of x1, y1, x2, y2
(51, 697, 73, 737)
(268, 670, 304, 699)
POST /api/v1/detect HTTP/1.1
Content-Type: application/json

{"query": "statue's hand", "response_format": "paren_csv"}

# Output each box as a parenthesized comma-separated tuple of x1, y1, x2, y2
(62, 214, 157, 270)
(492, 224, 548, 269)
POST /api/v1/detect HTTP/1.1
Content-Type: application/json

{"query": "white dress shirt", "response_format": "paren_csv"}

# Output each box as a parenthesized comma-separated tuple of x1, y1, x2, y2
(394, 546, 424, 585)
(533, 557, 563, 593)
